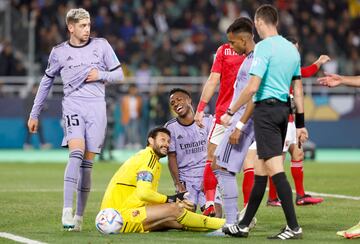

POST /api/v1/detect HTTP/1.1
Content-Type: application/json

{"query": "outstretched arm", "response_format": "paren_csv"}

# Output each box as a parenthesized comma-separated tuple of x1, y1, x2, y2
(318, 74, 360, 88)
(301, 55, 330, 78)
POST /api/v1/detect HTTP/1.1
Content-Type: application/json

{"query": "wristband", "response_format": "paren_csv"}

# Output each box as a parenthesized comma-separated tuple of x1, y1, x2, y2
(226, 108, 235, 116)
(295, 113, 305, 128)
(197, 100, 207, 112)
(235, 121, 244, 130)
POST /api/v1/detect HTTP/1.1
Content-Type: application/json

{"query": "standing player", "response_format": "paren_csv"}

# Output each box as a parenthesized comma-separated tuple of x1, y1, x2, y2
(267, 46, 330, 206)
(165, 88, 221, 212)
(319, 73, 360, 239)
(100, 127, 225, 233)
(27, 8, 124, 231)
(211, 17, 256, 228)
(194, 19, 252, 217)
(221, 4, 308, 239)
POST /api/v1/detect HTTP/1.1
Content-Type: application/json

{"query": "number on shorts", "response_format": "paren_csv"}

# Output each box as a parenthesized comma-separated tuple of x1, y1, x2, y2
(65, 114, 80, 127)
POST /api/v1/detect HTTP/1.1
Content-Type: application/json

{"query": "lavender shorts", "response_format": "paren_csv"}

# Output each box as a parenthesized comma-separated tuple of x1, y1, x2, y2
(61, 97, 106, 153)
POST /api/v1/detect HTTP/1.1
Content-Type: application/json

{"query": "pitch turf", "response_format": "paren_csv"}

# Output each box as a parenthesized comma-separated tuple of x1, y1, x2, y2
(0, 161, 359, 243)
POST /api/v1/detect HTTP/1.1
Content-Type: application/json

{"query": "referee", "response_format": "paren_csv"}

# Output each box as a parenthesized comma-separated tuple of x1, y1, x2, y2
(221, 4, 308, 240)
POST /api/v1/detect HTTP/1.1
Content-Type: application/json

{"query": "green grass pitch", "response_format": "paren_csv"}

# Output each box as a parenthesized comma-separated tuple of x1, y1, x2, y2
(0, 161, 359, 243)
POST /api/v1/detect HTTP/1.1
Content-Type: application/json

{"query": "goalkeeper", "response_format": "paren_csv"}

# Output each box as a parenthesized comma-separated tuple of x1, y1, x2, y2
(100, 127, 225, 233)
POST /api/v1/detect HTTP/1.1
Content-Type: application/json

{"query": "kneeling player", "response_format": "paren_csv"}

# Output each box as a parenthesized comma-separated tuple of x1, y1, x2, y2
(100, 127, 225, 233)
(165, 88, 221, 213)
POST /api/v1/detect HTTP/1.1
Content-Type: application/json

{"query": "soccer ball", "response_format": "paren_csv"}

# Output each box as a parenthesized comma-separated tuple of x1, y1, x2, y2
(95, 208, 123, 234)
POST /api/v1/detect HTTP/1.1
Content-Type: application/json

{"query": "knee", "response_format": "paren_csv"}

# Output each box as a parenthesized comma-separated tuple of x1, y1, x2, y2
(291, 150, 304, 161)
(169, 203, 185, 218)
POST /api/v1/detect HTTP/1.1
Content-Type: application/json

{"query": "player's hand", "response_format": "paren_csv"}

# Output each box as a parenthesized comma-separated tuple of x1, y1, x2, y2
(317, 55, 330, 65)
(220, 113, 232, 127)
(296, 127, 308, 148)
(86, 68, 99, 82)
(27, 118, 39, 133)
(318, 72, 342, 87)
(194, 111, 204, 128)
(175, 182, 186, 193)
(177, 198, 195, 211)
(229, 128, 242, 144)
(166, 191, 187, 203)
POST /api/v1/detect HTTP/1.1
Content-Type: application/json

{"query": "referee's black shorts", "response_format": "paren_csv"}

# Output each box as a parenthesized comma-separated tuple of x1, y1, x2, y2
(253, 98, 290, 160)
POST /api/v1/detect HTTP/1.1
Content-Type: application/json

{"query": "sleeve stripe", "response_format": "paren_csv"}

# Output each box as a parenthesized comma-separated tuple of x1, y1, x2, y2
(292, 75, 301, 80)
(109, 64, 121, 72)
(116, 183, 136, 187)
(149, 156, 156, 169)
(45, 72, 55, 79)
(147, 155, 156, 169)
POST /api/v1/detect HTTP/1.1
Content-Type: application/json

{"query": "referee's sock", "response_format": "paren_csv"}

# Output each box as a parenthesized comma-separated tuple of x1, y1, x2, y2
(272, 172, 299, 230)
(239, 175, 267, 227)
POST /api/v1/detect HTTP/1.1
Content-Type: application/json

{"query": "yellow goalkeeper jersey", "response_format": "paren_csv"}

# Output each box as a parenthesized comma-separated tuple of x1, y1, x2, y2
(100, 147, 167, 212)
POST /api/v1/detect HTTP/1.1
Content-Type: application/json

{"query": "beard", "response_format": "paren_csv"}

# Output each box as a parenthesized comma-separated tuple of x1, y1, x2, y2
(152, 144, 168, 158)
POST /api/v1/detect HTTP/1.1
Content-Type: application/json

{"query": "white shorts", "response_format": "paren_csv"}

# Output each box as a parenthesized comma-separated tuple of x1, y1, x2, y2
(283, 121, 296, 152)
(248, 141, 257, 150)
(208, 122, 226, 145)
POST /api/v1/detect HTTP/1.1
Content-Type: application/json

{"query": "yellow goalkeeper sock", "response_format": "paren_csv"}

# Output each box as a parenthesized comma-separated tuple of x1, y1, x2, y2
(176, 209, 225, 230)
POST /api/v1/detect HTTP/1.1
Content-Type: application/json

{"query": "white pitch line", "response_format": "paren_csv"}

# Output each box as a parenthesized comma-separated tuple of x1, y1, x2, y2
(1, 188, 359, 200)
(297, 190, 360, 201)
(0, 232, 47, 244)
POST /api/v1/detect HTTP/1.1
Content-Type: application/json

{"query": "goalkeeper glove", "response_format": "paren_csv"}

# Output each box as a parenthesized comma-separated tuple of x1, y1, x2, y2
(166, 191, 187, 203)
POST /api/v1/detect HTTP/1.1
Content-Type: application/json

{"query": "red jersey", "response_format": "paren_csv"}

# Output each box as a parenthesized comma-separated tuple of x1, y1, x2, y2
(289, 64, 319, 122)
(211, 44, 245, 123)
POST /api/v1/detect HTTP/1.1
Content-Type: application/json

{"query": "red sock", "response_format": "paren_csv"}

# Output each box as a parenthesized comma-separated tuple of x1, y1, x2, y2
(203, 161, 217, 203)
(291, 160, 305, 196)
(242, 167, 254, 207)
(268, 176, 278, 200)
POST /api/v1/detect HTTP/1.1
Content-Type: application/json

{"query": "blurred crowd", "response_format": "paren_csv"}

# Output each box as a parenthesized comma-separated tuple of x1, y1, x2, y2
(0, 0, 359, 152)
(0, 0, 359, 78)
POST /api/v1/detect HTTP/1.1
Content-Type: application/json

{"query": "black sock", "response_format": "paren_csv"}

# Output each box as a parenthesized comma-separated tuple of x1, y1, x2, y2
(272, 172, 299, 230)
(239, 175, 267, 227)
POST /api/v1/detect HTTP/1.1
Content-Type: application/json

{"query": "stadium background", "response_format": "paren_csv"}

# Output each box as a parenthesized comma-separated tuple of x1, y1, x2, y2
(0, 1, 360, 243)
(0, 0, 359, 151)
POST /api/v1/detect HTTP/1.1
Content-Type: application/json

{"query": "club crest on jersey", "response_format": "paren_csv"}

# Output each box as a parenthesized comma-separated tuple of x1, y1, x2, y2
(132, 210, 140, 217)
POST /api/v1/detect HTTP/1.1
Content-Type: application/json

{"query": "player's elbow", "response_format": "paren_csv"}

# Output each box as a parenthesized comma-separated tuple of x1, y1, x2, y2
(135, 188, 152, 202)
(248, 85, 258, 95)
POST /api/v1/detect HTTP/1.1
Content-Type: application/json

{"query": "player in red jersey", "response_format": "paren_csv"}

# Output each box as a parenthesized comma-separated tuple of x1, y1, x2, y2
(194, 18, 251, 217)
(267, 37, 330, 207)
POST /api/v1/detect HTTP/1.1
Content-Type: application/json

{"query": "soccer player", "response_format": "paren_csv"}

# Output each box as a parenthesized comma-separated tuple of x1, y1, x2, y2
(165, 88, 221, 212)
(318, 73, 360, 239)
(100, 127, 225, 233)
(194, 19, 250, 217)
(27, 8, 124, 231)
(267, 44, 330, 206)
(211, 17, 256, 228)
(221, 4, 308, 239)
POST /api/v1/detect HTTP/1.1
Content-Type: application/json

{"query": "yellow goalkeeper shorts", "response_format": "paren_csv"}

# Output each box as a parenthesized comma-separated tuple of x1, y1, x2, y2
(120, 207, 147, 233)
